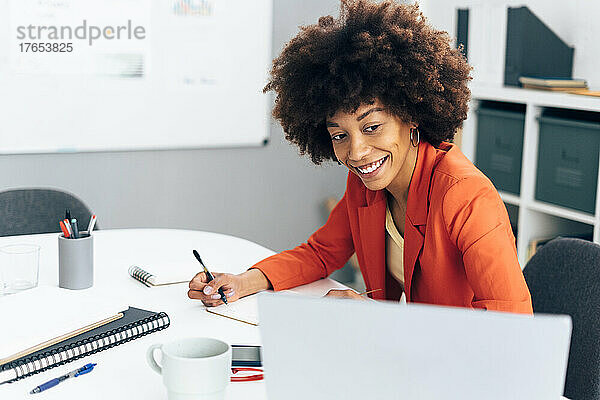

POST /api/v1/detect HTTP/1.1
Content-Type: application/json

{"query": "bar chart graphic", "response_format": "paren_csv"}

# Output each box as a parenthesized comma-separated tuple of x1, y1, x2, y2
(172, 0, 214, 16)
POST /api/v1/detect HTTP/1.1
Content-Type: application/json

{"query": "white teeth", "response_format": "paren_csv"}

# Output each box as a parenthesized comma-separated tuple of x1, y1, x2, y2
(357, 157, 386, 174)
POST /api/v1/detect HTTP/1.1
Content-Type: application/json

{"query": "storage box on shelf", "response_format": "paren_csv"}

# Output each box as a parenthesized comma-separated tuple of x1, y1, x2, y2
(461, 85, 600, 267)
(536, 109, 600, 214)
(475, 101, 525, 195)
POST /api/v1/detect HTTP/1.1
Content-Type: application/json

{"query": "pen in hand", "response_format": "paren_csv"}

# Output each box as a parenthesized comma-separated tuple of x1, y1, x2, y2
(192, 249, 228, 305)
(358, 288, 382, 296)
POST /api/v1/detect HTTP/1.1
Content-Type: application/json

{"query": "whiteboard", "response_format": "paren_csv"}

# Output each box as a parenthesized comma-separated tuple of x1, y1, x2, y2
(0, 0, 272, 154)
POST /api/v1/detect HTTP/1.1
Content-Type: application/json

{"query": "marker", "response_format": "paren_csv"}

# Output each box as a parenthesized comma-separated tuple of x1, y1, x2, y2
(59, 220, 70, 238)
(70, 219, 79, 239)
(192, 250, 228, 305)
(63, 219, 73, 238)
(87, 215, 97, 234)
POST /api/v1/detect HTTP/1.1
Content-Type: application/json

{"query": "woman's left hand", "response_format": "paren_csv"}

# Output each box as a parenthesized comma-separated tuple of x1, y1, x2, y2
(324, 289, 366, 300)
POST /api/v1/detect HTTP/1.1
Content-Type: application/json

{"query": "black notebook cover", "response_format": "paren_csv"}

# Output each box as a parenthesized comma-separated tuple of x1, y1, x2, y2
(0, 307, 169, 382)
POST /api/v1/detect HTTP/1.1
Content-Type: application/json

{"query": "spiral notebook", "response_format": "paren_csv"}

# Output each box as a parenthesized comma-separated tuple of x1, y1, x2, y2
(0, 289, 169, 384)
(128, 265, 194, 287)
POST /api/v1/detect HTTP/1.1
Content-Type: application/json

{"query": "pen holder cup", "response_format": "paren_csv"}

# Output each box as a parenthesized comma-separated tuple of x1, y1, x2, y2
(58, 233, 93, 290)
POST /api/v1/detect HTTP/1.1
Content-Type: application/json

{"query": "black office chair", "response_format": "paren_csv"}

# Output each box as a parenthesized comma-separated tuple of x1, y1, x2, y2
(523, 237, 600, 400)
(0, 188, 96, 237)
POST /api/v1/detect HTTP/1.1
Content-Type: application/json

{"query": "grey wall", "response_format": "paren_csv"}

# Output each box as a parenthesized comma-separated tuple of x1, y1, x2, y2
(0, 0, 348, 253)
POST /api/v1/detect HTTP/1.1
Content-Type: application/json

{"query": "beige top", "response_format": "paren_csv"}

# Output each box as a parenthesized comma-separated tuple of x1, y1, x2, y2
(385, 201, 405, 290)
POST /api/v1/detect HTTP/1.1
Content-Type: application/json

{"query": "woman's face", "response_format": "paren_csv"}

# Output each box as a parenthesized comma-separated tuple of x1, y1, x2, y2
(326, 100, 415, 192)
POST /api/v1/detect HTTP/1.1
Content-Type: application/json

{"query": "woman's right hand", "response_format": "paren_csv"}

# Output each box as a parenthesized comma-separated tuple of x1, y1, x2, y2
(188, 272, 242, 307)
(188, 268, 272, 307)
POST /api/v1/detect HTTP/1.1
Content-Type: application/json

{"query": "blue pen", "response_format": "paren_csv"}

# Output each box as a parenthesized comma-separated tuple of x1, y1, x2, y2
(30, 363, 96, 394)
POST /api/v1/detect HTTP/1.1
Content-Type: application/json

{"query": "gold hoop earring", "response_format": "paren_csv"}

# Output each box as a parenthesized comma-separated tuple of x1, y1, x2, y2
(410, 127, 420, 147)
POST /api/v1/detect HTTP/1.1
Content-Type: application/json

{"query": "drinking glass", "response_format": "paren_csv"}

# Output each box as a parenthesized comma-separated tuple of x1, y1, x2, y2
(0, 244, 41, 294)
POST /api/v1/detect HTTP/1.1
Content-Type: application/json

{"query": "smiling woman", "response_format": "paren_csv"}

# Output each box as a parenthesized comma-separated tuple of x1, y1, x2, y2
(187, 0, 533, 314)
(326, 101, 417, 198)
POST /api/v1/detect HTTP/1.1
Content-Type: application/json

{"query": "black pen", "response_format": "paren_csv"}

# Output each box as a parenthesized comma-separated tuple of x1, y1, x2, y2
(192, 250, 227, 305)
(65, 209, 71, 222)
(70, 219, 79, 239)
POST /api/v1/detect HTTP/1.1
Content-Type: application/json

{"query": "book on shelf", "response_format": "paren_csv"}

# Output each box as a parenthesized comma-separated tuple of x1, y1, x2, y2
(522, 84, 586, 92)
(562, 89, 600, 97)
(521, 85, 600, 97)
(518, 76, 588, 88)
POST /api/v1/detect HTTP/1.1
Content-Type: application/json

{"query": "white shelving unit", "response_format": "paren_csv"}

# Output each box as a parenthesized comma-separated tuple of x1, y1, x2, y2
(461, 84, 600, 267)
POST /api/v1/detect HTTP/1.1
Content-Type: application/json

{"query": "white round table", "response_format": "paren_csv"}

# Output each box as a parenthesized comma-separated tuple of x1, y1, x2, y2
(0, 229, 286, 400)
(0, 229, 569, 400)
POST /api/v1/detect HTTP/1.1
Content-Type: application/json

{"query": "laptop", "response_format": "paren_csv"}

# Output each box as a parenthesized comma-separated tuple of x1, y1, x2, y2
(258, 293, 572, 400)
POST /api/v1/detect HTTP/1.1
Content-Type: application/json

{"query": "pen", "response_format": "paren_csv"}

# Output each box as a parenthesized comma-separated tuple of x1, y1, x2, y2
(87, 215, 97, 234)
(63, 219, 73, 238)
(30, 363, 96, 394)
(192, 249, 228, 305)
(71, 218, 79, 239)
(65, 209, 71, 222)
(358, 288, 382, 296)
(59, 220, 70, 238)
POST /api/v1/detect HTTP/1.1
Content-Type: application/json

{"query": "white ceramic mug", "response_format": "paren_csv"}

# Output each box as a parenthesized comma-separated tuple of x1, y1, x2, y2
(147, 337, 231, 400)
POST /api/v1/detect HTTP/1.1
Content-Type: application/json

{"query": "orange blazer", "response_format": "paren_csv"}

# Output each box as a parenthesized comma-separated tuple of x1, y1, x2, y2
(251, 142, 533, 314)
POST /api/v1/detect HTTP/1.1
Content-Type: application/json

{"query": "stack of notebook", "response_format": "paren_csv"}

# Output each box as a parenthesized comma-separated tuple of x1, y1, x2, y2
(518, 77, 599, 97)
(519, 76, 588, 91)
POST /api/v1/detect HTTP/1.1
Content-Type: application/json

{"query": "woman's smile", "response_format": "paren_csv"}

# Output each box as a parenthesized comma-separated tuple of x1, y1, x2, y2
(353, 155, 389, 179)
(327, 100, 417, 193)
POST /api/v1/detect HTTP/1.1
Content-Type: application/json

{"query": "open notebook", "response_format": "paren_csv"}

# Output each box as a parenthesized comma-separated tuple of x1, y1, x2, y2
(206, 278, 351, 326)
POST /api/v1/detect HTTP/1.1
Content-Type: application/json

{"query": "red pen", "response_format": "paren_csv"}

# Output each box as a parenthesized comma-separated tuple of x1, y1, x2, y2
(59, 220, 70, 238)
(87, 215, 97, 234)
(63, 219, 73, 238)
